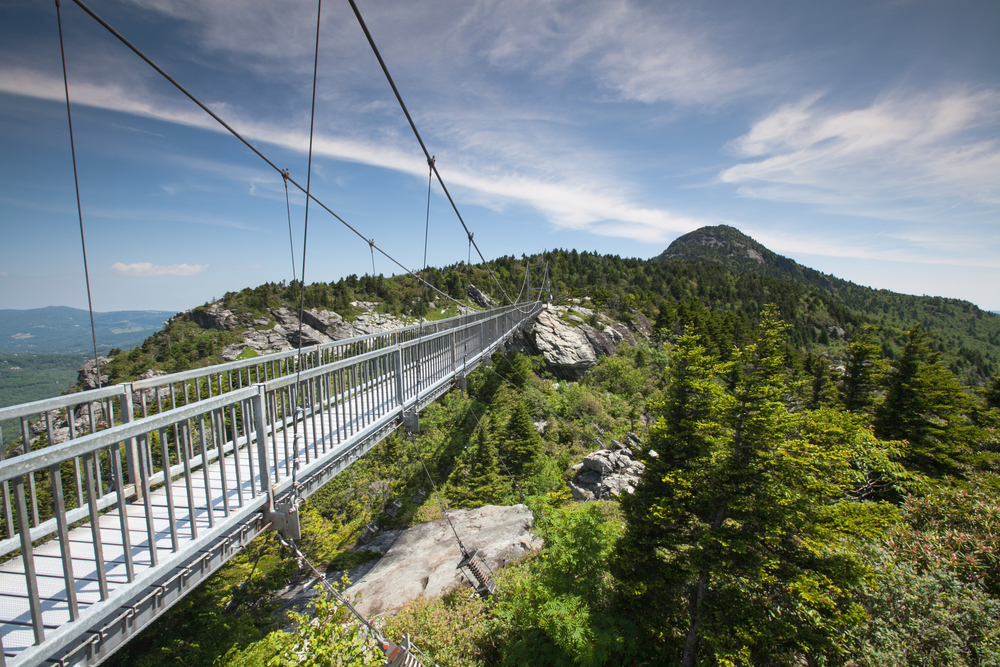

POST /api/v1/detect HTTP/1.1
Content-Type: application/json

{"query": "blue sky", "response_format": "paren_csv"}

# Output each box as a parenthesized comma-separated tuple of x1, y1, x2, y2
(1, 0, 998, 312)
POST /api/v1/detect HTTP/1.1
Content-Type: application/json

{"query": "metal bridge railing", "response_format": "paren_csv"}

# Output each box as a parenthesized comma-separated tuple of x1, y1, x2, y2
(0, 302, 541, 667)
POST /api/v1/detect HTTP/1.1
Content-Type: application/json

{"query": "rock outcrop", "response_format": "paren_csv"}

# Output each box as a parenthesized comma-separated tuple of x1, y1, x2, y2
(77, 356, 112, 390)
(467, 284, 496, 309)
(528, 306, 597, 378)
(132, 368, 168, 405)
(189, 304, 237, 331)
(346, 504, 540, 616)
(567, 434, 645, 501)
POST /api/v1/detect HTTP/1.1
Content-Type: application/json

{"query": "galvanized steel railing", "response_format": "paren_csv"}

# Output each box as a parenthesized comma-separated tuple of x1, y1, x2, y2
(0, 302, 542, 667)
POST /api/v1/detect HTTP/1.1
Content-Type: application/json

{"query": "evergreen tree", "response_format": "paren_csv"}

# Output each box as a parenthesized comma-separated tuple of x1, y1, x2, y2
(499, 401, 543, 478)
(809, 353, 839, 409)
(874, 326, 976, 475)
(618, 307, 864, 665)
(984, 372, 1000, 410)
(840, 324, 884, 414)
(455, 428, 509, 508)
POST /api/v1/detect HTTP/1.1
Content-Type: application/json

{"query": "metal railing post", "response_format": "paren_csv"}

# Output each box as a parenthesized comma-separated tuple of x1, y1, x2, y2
(394, 346, 405, 408)
(121, 385, 141, 500)
(252, 385, 273, 508)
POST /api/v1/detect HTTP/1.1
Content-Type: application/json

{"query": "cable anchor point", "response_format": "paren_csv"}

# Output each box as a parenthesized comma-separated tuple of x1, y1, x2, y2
(281, 168, 290, 183)
(428, 155, 435, 168)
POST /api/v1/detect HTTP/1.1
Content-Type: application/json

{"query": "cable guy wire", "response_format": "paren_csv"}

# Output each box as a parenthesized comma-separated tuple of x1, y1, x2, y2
(67, 0, 470, 313)
(293, 0, 323, 402)
(346, 0, 517, 308)
(56, 0, 102, 390)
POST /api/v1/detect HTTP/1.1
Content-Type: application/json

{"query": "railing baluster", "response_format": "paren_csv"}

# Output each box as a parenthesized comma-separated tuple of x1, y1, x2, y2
(159, 427, 179, 552)
(180, 418, 197, 540)
(84, 452, 109, 600)
(110, 444, 135, 583)
(13, 475, 44, 644)
(214, 410, 230, 518)
(138, 435, 157, 567)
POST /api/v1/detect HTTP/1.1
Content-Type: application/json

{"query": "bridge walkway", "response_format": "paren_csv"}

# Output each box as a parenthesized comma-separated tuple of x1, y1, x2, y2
(0, 302, 542, 667)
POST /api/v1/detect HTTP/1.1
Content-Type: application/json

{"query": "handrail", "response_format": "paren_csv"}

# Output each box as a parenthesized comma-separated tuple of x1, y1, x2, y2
(0, 301, 543, 667)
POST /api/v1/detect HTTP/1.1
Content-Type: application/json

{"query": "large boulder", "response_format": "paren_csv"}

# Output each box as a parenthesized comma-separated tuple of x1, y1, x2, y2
(189, 304, 237, 331)
(301, 308, 343, 333)
(285, 323, 332, 348)
(132, 368, 168, 406)
(271, 307, 299, 326)
(346, 504, 540, 616)
(579, 325, 617, 358)
(528, 306, 597, 378)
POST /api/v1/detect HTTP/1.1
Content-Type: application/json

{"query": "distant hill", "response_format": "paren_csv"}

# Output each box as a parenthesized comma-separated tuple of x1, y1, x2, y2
(0, 307, 176, 354)
(655, 225, 1000, 383)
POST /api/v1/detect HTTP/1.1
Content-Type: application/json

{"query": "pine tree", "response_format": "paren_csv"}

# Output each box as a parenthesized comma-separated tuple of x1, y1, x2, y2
(840, 324, 884, 414)
(874, 326, 975, 474)
(809, 353, 839, 409)
(456, 428, 509, 508)
(984, 372, 1000, 410)
(498, 401, 542, 478)
(618, 306, 864, 665)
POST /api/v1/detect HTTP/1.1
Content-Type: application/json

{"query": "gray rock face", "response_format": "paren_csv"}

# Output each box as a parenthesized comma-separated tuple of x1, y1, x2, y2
(132, 368, 168, 406)
(301, 308, 342, 332)
(528, 306, 596, 378)
(467, 284, 496, 309)
(77, 356, 111, 390)
(220, 344, 245, 362)
(568, 443, 645, 501)
(347, 504, 540, 616)
(285, 323, 332, 348)
(271, 308, 299, 327)
(580, 325, 617, 358)
(190, 304, 237, 331)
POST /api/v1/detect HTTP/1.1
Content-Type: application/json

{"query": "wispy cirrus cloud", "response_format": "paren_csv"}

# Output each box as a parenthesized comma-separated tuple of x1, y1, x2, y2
(0, 65, 710, 244)
(112, 262, 208, 276)
(720, 90, 1000, 219)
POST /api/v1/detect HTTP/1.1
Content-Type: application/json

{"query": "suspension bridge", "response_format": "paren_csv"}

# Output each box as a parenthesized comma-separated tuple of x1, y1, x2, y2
(1, 0, 559, 662)
(0, 300, 544, 666)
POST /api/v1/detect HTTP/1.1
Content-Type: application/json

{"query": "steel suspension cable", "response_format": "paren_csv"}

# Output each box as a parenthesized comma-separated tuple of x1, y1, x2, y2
(282, 170, 297, 281)
(66, 0, 470, 314)
(345, 0, 517, 307)
(280, 536, 437, 666)
(56, 0, 102, 390)
(293, 0, 323, 392)
(409, 433, 467, 555)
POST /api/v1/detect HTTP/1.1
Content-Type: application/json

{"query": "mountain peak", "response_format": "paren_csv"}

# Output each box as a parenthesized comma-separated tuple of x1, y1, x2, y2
(657, 225, 772, 265)
(655, 225, 834, 289)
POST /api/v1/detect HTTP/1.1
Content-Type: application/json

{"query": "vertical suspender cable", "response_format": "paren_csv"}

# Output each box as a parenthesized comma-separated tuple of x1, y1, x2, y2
(292, 0, 323, 457)
(346, 0, 516, 307)
(283, 170, 297, 281)
(55, 0, 102, 390)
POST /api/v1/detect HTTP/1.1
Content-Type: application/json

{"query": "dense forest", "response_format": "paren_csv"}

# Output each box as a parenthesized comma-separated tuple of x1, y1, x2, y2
(16, 228, 1000, 666)
(104, 312, 1000, 667)
(94, 230, 999, 390)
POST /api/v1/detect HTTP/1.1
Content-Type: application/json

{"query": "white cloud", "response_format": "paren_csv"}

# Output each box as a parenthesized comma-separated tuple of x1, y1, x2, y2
(0, 272, 9, 277)
(0, 65, 711, 245)
(720, 90, 1000, 219)
(112, 262, 208, 276)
